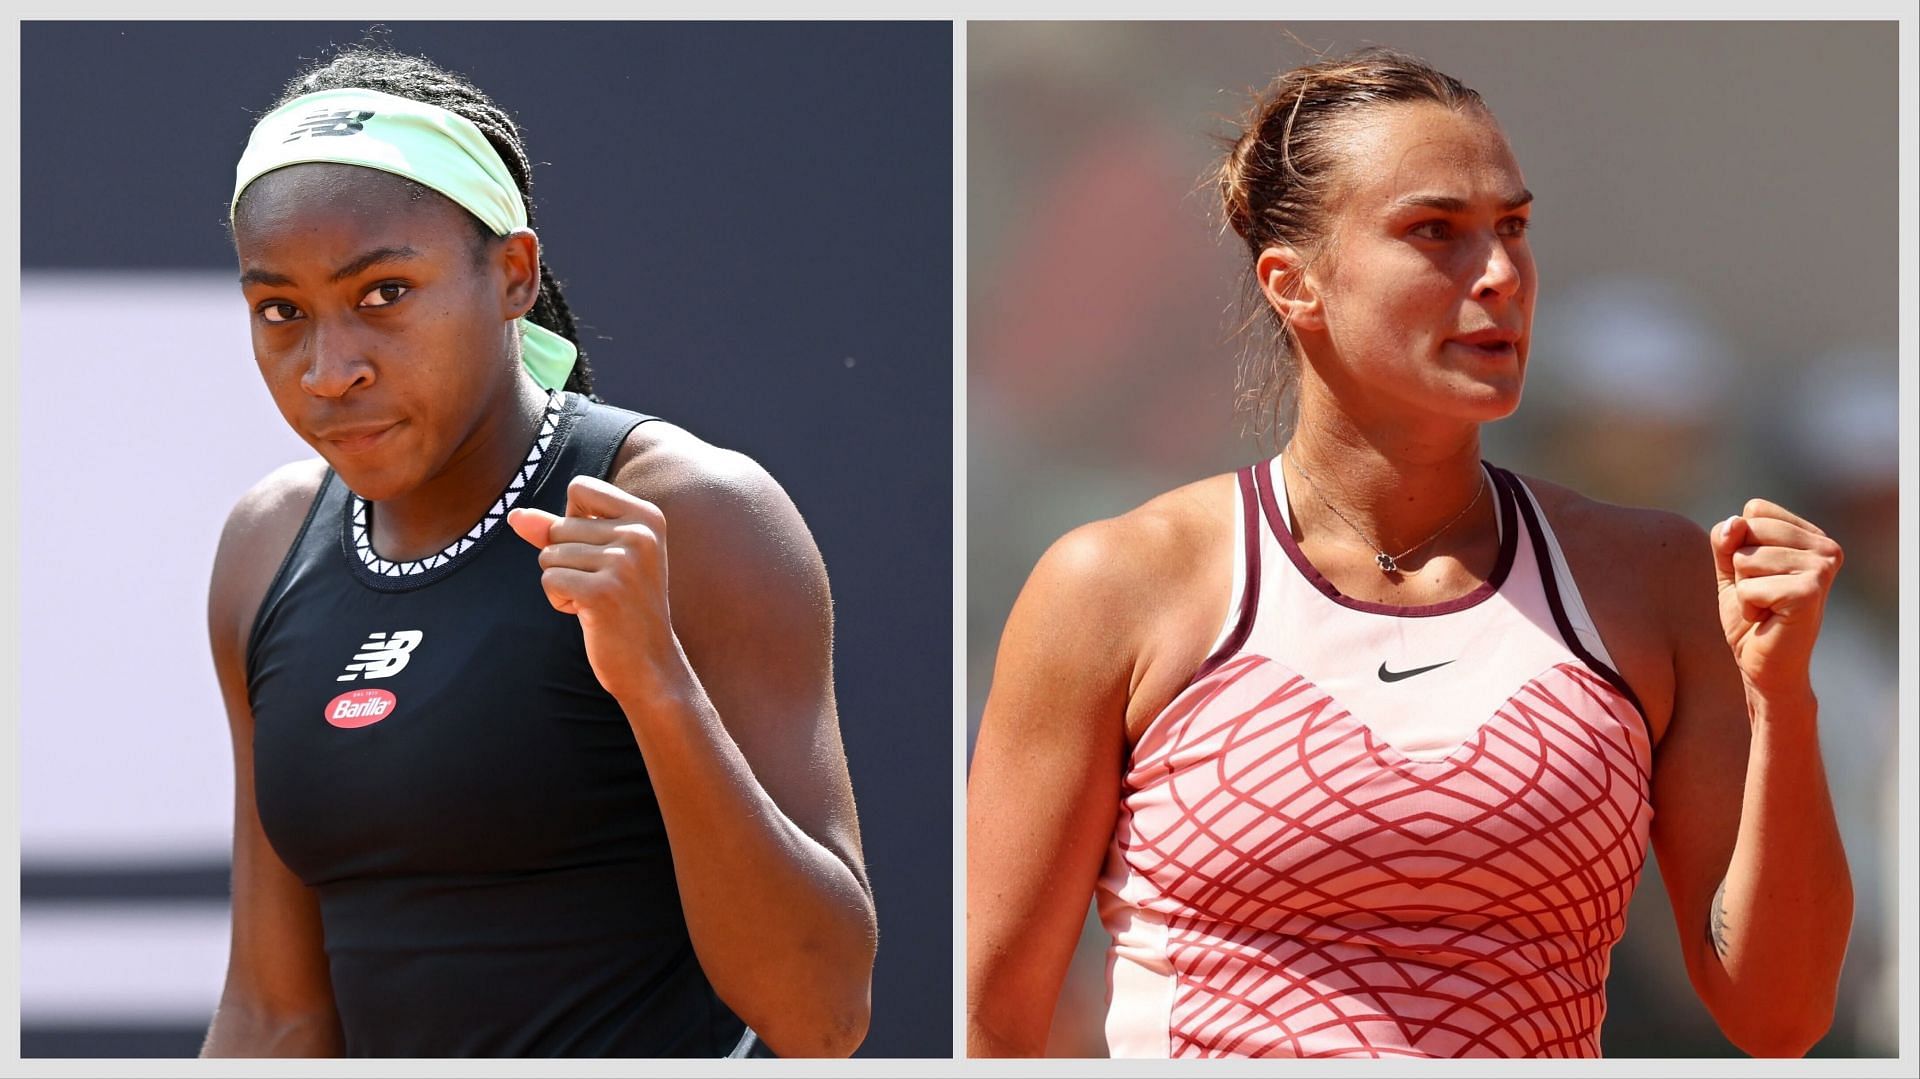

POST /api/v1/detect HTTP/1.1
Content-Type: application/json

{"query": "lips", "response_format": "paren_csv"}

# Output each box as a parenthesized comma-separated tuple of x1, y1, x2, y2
(1450, 328, 1521, 348)
(313, 419, 401, 453)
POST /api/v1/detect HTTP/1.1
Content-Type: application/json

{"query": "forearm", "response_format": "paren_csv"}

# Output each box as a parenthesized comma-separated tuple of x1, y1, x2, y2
(201, 997, 343, 1057)
(621, 676, 876, 1057)
(965, 796, 1109, 1060)
(964, 919, 1078, 1058)
(1704, 685, 1852, 1054)
(966, 940, 1074, 1057)
(966, 1002, 1050, 1058)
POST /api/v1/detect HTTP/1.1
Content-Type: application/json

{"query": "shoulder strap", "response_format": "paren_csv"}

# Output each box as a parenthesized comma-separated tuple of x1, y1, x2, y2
(1495, 466, 1651, 735)
(1190, 465, 1263, 684)
(562, 393, 658, 482)
(245, 468, 344, 678)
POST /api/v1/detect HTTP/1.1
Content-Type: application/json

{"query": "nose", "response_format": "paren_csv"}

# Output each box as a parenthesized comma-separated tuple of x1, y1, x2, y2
(1475, 234, 1524, 302)
(300, 318, 375, 398)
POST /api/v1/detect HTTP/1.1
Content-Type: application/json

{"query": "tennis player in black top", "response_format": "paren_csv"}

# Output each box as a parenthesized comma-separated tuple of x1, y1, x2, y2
(201, 46, 875, 1057)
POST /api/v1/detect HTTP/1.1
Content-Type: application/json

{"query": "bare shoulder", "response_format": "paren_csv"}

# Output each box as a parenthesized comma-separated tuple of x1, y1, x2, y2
(1514, 473, 1720, 743)
(1012, 471, 1240, 738)
(606, 420, 829, 627)
(609, 420, 771, 499)
(1519, 473, 1713, 593)
(221, 458, 329, 540)
(209, 458, 330, 675)
(609, 421, 804, 539)
(1033, 471, 1237, 621)
(211, 459, 329, 610)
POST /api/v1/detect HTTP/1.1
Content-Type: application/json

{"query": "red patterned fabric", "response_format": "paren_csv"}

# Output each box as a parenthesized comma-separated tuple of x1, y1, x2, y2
(1100, 464, 1653, 1058)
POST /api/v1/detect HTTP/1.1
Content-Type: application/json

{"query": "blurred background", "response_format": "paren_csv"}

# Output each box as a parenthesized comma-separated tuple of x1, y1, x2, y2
(967, 21, 1900, 1057)
(18, 21, 950, 1058)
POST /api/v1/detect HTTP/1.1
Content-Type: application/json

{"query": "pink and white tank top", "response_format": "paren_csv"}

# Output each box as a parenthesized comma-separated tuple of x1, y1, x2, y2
(1099, 459, 1654, 1058)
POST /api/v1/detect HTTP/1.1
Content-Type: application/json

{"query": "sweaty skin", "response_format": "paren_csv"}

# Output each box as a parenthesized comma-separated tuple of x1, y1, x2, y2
(967, 100, 1849, 1058)
(208, 163, 875, 1057)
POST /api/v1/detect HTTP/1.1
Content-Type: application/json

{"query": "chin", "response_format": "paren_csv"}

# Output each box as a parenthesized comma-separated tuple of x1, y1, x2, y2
(1429, 394, 1521, 431)
(1423, 371, 1523, 425)
(320, 453, 424, 503)
(1471, 380, 1525, 418)
(302, 422, 430, 502)
(1465, 391, 1525, 425)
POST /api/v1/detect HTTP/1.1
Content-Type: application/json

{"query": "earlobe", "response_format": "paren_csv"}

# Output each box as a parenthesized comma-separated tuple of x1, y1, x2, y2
(498, 228, 543, 320)
(1255, 244, 1322, 333)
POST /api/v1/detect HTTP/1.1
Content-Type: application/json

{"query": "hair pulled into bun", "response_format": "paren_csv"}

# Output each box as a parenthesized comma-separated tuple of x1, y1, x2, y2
(1218, 47, 1486, 444)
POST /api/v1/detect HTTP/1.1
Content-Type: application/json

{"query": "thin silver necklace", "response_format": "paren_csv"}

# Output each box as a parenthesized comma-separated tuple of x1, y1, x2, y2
(1285, 454, 1487, 575)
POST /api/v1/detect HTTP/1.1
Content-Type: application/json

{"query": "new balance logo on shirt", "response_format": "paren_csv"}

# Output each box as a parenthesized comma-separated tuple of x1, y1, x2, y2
(337, 630, 423, 681)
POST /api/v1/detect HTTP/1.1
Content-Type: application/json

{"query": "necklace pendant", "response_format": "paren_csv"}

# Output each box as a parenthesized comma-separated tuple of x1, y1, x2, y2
(1376, 552, 1398, 573)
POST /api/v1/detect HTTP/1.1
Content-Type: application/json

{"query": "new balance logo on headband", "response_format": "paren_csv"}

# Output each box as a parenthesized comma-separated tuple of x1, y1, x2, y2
(283, 109, 376, 143)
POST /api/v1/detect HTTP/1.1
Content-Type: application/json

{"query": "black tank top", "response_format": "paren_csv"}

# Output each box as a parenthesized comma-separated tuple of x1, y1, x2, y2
(246, 392, 763, 1058)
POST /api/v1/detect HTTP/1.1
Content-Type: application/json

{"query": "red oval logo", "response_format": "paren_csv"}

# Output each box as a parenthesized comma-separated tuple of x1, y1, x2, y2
(325, 688, 398, 729)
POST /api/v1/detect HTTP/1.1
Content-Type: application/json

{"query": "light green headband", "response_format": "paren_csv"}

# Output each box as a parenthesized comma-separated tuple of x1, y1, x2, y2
(231, 86, 578, 392)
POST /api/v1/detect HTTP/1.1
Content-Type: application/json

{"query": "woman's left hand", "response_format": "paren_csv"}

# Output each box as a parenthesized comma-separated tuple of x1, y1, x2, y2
(507, 475, 689, 708)
(1710, 498, 1844, 700)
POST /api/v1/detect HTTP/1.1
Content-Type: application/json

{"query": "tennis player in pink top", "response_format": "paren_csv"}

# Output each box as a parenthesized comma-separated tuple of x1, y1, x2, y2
(968, 48, 1851, 1059)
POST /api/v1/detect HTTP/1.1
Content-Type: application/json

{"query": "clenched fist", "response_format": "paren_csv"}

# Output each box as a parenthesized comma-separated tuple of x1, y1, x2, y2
(1711, 498, 1844, 700)
(507, 474, 690, 708)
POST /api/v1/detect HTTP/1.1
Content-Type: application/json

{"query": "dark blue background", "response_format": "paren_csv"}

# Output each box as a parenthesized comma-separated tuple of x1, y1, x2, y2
(22, 20, 951, 1059)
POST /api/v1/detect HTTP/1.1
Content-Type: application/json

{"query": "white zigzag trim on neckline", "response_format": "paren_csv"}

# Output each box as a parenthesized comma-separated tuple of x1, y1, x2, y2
(350, 392, 563, 578)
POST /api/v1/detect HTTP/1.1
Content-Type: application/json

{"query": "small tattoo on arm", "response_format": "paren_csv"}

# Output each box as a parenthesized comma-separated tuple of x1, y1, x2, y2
(1709, 878, 1731, 959)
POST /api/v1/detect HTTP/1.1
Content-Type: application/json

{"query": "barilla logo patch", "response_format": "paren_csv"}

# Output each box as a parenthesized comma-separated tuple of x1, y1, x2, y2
(326, 688, 398, 729)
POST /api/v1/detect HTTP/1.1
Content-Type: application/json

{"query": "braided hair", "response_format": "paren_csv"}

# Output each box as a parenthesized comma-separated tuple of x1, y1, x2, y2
(259, 42, 596, 395)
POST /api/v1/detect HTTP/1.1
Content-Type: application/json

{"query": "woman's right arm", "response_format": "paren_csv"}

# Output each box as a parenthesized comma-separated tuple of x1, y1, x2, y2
(200, 461, 344, 1057)
(967, 515, 1174, 1057)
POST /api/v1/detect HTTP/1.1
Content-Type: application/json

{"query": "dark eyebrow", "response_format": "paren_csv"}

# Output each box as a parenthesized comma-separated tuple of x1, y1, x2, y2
(238, 245, 423, 289)
(327, 245, 423, 284)
(239, 267, 293, 288)
(1394, 189, 1535, 213)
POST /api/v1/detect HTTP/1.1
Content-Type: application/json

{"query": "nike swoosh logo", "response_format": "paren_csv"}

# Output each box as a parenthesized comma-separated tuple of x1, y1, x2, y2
(1378, 660, 1455, 683)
